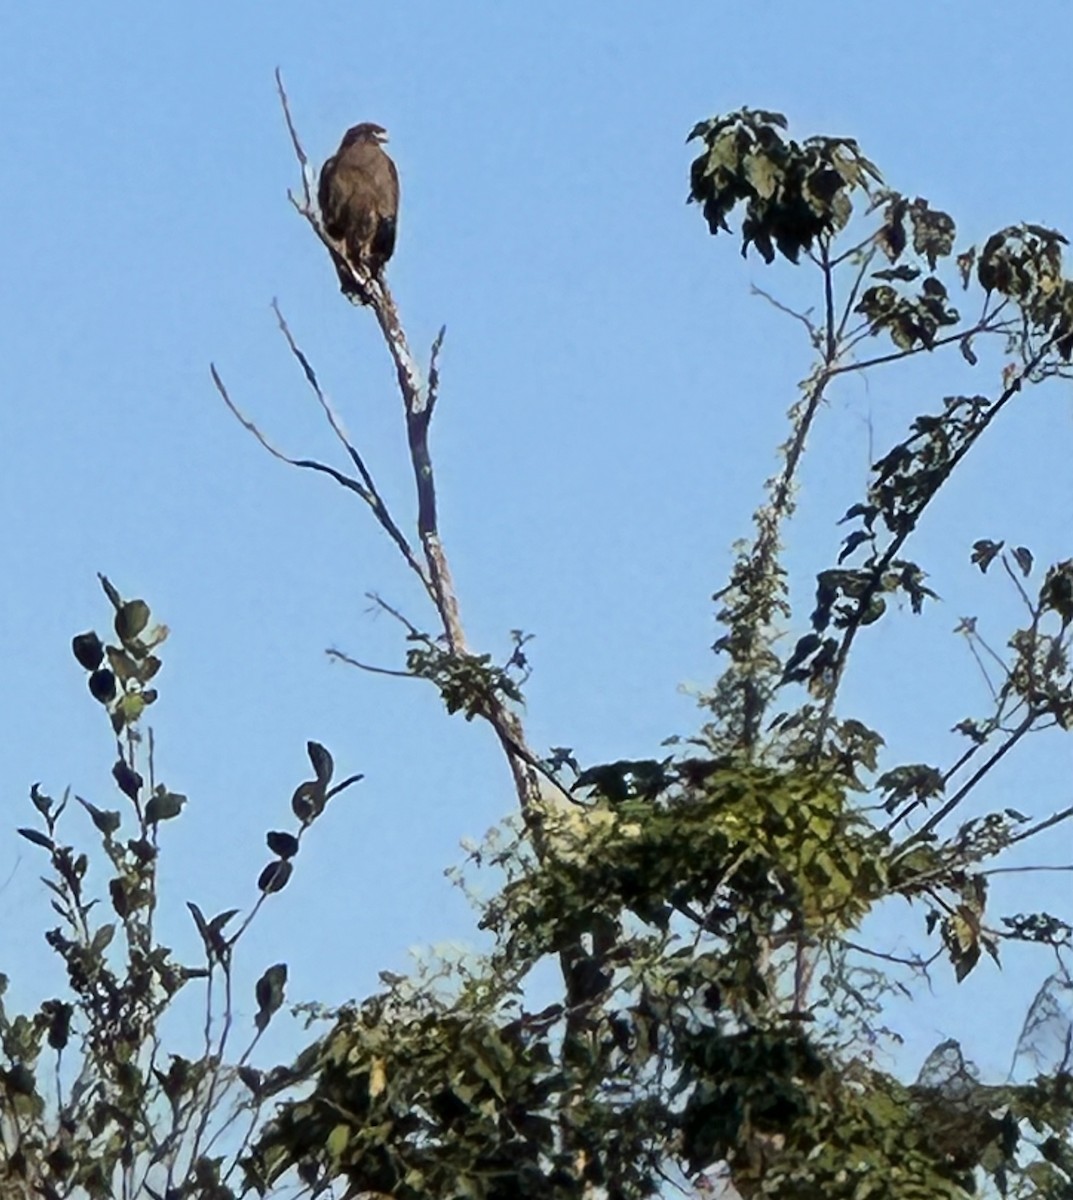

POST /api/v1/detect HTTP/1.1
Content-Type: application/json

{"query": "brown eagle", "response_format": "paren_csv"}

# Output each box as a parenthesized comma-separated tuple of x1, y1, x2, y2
(318, 123, 399, 301)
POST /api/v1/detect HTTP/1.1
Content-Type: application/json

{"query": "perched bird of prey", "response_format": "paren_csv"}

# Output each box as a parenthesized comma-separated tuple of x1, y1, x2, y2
(318, 123, 399, 301)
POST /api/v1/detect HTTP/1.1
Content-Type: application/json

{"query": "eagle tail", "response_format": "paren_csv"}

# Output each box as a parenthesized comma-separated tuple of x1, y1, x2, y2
(370, 216, 397, 271)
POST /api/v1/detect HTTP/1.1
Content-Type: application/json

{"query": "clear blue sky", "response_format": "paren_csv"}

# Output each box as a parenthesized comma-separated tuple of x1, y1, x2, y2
(2, 2, 1071, 1083)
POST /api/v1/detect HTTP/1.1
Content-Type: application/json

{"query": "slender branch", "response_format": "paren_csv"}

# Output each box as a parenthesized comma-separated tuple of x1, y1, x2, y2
(835, 247, 876, 344)
(326, 647, 416, 678)
(212, 364, 433, 596)
(1000, 551, 1037, 614)
(274, 67, 313, 204)
(820, 239, 836, 363)
(983, 863, 1073, 876)
(750, 284, 819, 344)
(427, 325, 447, 421)
(826, 317, 1015, 378)
(841, 939, 940, 969)
(828, 231, 881, 269)
(811, 345, 1049, 753)
(897, 710, 1036, 849)
(1009, 802, 1073, 847)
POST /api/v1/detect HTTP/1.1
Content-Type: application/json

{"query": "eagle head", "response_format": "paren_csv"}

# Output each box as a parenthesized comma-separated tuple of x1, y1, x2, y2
(340, 122, 389, 149)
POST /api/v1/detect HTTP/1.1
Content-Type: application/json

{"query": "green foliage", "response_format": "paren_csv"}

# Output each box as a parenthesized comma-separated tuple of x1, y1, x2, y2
(687, 108, 881, 264)
(2, 578, 360, 1199)
(247, 107, 1073, 1200)
(8, 106, 1073, 1200)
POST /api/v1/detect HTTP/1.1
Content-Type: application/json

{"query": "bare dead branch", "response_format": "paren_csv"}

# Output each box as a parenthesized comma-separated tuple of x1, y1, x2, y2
(983, 863, 1073, 875)
(326, 648, 416, 679)
(1009, 802, 1073, 847)
(427, 325, 447, 421)
(270, 300, 432, 594)
(212, 364, 425, 569)
(366, 591, 425, 639)
(750, 284, 819, 345)
(274, 69, 313, 205)
(272, 85, 547, 832)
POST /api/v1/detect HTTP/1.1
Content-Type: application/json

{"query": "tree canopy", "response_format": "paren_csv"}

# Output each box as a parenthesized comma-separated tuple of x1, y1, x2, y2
(3, 101, 1072, 1200)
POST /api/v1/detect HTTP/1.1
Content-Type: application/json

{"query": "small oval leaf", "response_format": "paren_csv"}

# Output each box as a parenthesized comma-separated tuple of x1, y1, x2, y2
(113, 761, 143, 801)
(115, 599, 150, 642)
(257, 860, 293, 895)
(17, 827, 54, 851)
(89, 669, 117, 704)
(266, 831, 299, 859)
(254, 962, 288, 1032)
(77, 797, 122, 838)
(145, 791, 185, 824)
(307, 741, 334, 785)
(291, 781, 326, 825)
(72, 632, 105, 671)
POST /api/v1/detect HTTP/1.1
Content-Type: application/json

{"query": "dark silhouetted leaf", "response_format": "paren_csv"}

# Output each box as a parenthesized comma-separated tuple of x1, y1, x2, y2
(238, 1066, 263, 1095)
(255, 963, 288, 1032)
(291, 780, 326, 825)
(30, 785, 52, 818)
(872, 265, 920, 282)
(77, 797, 121, 838)
(1012, 546, 1033, 576)
(971, 540, 1003, 573)
(17, 827, 53, 851)
(266, 831, 299, 859)
(91, 924, 115, 954)
(208, 909, 239, 938)
(1040, 560, 1073, 624)
(113, 761, 143, 801)
(110, 878, 131, 918)
(98, 573, 123, 610)
(42, 1000, 73, 1050)
(106, 646, 139, 685)
(307, 741, 334, 786)
(89, 669, 116, 704)
(258, 860, 293, 894)
(72, 632, 104, 671)
(5, 1064, 36, 1096)
(187, 902, 210, 941)
(127, 837, 155, 863)
(187, 902, 231, 963)
(115, 599, 150, 642)
(145, 791, 185, 823)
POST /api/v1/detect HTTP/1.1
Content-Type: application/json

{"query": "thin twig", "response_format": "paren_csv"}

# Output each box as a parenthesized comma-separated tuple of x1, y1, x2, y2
(835, 247, 876, 344)
(366, 591, 425, 638)
(750, 284, 819, 343)
(269, 301, 432, 594)
(842, 939, 940, 969)
(897, 711, 1036, 849)
(1009, 802, 1073, 846)
(326, 648, 416, 679)
(427, 325, 447, 421)
(212, 364, 432, 593)
(982, 863, 1073, 876)
(820, 238, 836, 363)
(826, 318, 1016, 379)
(274, 68, 312, 204)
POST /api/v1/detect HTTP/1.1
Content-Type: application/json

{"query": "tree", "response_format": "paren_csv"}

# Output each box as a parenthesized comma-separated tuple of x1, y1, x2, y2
(4, 93, 1072, 1199)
